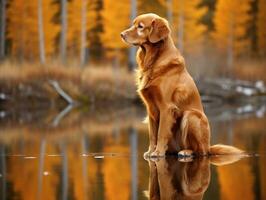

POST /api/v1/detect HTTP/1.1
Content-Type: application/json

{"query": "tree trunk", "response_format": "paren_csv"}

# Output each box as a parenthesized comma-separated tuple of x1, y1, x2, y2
(128, 0, 137, 71)
(166, 0, 173, 26)
(60, 0, 67, 63)
(80, 0, 87, 67)
(0, 0, 7, 60)
(227, 17, 234, 77)
(178, 0, 184, 54)
(38, 0, 46, 64)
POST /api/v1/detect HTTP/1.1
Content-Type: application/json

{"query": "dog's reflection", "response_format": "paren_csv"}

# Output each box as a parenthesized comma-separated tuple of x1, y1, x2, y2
(145, 158, 210, 200)
(145, 155, 245, 200)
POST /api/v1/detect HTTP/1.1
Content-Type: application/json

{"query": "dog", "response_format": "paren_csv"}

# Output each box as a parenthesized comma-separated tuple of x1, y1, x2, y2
(121, 13, 243, 158)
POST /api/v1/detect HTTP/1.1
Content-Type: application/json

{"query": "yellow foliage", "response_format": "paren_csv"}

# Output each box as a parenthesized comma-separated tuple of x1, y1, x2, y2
(160, 0, 207, 54)
(213, 0, 252, 57)
(138, 0, 166, 17)
(7, 0, 38, 59)
(67, 0, 97, 55)
(101, 0, 130, 50)
(7, 0, 59, 59)
(42, 0, 60, 56)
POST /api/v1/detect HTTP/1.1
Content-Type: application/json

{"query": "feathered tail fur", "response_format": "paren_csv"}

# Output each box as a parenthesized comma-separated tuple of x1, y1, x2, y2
(209, 144, 244, 155)
(209, 144, 246, 166)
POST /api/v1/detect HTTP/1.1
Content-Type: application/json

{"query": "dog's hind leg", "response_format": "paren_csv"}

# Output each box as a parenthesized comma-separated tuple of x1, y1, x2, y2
(178, 110, 210, 157)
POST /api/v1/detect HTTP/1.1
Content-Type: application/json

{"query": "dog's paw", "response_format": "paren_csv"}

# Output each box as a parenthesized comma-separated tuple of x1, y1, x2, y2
(143, 151, 152, 160)
(150, 150, 165, 158)
(178, 150, 194, 162)
(178, 156, 194, 162)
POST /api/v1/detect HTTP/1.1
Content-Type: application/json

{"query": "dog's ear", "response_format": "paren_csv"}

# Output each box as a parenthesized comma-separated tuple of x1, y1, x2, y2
(149, 18, 170, 43)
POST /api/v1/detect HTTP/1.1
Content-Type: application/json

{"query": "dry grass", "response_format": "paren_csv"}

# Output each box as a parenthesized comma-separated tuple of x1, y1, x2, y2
(0, 61, 137, 104)
(234, 60, 266, 82)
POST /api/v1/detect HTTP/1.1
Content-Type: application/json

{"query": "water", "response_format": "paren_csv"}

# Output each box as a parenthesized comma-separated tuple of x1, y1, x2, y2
(0, 105, 266, 200)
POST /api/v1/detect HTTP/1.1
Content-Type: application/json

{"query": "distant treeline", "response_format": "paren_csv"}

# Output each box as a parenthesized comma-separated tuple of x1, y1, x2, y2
(0, 0, 265, 70)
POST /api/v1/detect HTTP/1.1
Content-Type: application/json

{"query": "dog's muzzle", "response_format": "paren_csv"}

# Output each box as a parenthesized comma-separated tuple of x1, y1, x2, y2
(120, 32, 126, 41)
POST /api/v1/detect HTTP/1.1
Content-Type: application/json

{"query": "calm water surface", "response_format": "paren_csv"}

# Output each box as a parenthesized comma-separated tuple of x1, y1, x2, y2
(0, 105, 265, 199)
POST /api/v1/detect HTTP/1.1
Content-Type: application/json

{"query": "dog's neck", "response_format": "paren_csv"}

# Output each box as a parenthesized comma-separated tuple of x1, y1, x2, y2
(137, 36, 183, 72)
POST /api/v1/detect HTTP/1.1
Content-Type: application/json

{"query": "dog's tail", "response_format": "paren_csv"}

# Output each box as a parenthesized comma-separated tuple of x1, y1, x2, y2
(209, 144, 246, 166)
(209, 144, 244, 155)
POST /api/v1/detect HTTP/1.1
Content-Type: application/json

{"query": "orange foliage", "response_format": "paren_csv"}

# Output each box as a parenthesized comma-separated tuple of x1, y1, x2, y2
(101, 0, 130, 49)
(213, 0, 252, 57)
(7, 0, 59, 59)
(67, 0, 97, 56)
(159, 0, 208, 54)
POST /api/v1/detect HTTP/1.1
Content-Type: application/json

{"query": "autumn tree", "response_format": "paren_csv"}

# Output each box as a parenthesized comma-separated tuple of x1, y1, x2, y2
(7, 0, 59, 61)
(101, 0, 130, 66)
(159, 0, 207, 56)
(38, 0, 46, 64)
(257, 0, 266, 57)
(60, 0, 67, 62)
(213, 0, 252, 68)
(67, 0, 102, 63)
(7, 0, 38, 60)
(88, 0, 104, 62)
(41, 0, 59, 57)
(128, 0, 137, 70)
(200, 0, 217, 31)
(138, 0, 166, 17)
(80, 0, 88, 66)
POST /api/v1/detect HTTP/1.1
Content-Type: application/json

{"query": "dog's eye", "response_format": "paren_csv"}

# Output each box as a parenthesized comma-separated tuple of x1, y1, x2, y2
(138, 24, 144, 29)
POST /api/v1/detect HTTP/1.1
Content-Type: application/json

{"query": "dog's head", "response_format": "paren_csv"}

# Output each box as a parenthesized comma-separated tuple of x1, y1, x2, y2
(121, 13, 170, 46)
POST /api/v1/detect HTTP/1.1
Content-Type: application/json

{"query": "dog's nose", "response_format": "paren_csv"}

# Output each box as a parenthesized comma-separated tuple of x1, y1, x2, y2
(120, 32, 125, 39)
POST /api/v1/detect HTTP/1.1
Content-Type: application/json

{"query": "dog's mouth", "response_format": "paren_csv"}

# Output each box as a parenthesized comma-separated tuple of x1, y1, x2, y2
(120, 32, 140, 46)
(121, 37, 139, 46)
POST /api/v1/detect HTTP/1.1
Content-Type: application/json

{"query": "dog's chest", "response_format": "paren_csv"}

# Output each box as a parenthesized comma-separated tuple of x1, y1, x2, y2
(138, 78, 162, 105)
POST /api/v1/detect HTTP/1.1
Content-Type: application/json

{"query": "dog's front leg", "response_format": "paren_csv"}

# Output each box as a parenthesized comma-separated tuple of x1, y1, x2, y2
(144, 116, 158, 158)
(151, 105, 179, 157)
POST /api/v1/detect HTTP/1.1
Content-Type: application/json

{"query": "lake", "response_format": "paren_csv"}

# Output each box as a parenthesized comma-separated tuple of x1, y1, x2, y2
(0, 103, 265, 200)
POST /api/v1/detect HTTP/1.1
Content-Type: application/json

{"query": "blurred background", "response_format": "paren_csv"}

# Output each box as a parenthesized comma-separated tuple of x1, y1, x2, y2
(0, 0, 266, 199)
(0, 0, 265, 106)
(0, 0, 265, 75)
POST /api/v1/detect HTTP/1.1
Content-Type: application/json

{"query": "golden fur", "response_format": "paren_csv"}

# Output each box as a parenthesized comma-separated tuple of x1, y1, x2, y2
(121, 13, 243, 157)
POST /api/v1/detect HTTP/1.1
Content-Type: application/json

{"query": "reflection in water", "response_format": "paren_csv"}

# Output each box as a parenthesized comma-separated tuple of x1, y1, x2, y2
(0, 107, 265, 199)
(0, 146, 6, 200)
(146, 158, 210, 200)
(145, 154, 248, 200)
(217, 158, 255, 200)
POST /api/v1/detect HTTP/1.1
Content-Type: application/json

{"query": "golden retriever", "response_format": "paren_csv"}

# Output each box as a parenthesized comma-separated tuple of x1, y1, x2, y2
(121, 13, 243, 158)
